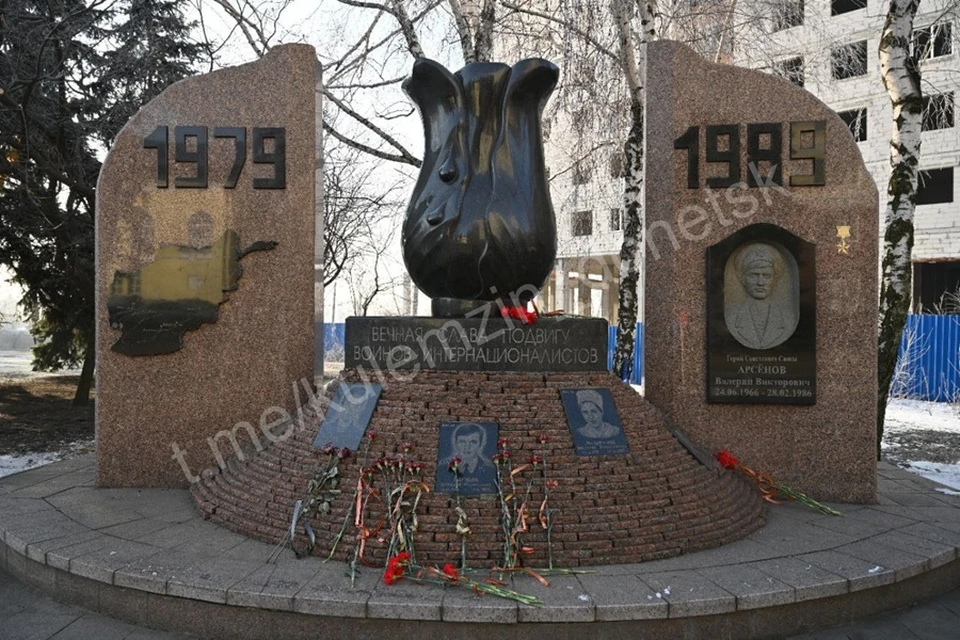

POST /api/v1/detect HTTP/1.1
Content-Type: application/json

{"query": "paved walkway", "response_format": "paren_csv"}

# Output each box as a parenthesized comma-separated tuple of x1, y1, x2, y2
(2, 455, 960, 639)
(2, 566, 960, 639)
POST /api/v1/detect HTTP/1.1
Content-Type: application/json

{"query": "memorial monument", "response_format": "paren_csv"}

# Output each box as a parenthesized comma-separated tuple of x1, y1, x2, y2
(193, 57, 766, 568)
(95, 45, 319, 487)
(644, 41, 878, 502)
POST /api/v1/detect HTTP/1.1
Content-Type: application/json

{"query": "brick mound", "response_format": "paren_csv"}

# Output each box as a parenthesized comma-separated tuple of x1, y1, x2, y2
(192, 370, 766, 567)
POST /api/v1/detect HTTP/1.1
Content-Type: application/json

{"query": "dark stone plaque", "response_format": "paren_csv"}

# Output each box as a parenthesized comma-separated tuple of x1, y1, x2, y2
(311, 383, 383, 451)
(345, 316, 608, 372)
(107, 229, 277, 356)
(707, 223, 816, 404)
(560, 388, 629, 456)
(434, 422, 499, 495)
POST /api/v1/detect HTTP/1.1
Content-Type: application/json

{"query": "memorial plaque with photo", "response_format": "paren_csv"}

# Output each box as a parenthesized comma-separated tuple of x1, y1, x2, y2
(560, 388, 629, 456)
(312, 383, 383, 450)
(707, 223, 816, 404)
(434, 422, 499, 495)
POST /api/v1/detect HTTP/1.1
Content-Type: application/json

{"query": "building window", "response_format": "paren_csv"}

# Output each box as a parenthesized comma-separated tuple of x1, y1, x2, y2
(922, 93, 955, 131)
(913, 261, 960, 313)
(772, 0, 804, 31)
(831, 0, 866, 16)
(831, 41, 868, 79)
(572, 210, 593, 236)
(609, 153, 626, 178)
(609, 208, 622, 231)
(916, 167, 954, 205)
(838, 107, 868, 141)
(774, 56, 804, 87)
(573, 162, 592, 185)
(913, 22, 952, 61)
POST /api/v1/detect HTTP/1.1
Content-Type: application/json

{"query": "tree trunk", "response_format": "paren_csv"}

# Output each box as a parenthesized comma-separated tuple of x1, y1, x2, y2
(876, 0, 922, 459)
(73, 335, 95, 406)
(613, 101, 644, 379)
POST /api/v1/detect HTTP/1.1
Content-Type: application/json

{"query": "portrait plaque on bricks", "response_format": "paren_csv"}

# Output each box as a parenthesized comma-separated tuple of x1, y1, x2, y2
(707, 223, 816, 404)
(96, 45, 318, 487)
(644, 41, 878, 502)
(560, 388, 629, 456)
(435, 422, 499, 495)
(312, 383, 382, 450)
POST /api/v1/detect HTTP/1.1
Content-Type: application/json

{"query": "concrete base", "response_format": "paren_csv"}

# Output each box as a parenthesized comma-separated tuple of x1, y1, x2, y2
(3, 455, 960, 639)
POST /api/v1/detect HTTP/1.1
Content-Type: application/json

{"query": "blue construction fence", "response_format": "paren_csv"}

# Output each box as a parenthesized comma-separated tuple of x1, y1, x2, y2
(323, 315, 958, 401)
(894, 314, 960, 402)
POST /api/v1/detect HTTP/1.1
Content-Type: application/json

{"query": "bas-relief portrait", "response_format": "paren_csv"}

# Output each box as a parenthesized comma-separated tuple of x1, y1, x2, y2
(723, 242, 800, 350)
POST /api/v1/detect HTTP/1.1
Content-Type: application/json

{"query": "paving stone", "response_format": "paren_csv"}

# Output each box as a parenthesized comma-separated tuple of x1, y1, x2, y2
(514, 572, 594, 622)
(366, 575, 444, 621)
(871, 529, 957, 569)
(46, 536, 113, 573)
(748, 556, 848, 602)
(577, 572, 668, 621)
(113, 548, 202, 595)
(884, 491, 960, 508)
(797, 550, 896, 592)
(26, 530, 101, 564)
(48, 614, 139, 640)
(441, 580, 518, 623)
(0, 496, 57, 518)
(897, 602, 960, 640)
(834, 539, 929, 581)
(846, 506, 923, 530)
(292, 562, 374, 618)
(904, 507, 960, 524)
(938, 587, 960, 618)
(633, 539, 780, 573)
(806, 512, 892, 540)
(164, 557, 262, 604)
(6, 518, 92, 556)
(126, 490, 198, 524)
(226, 558, 323, 611)
(0, 608, 82, 640)
(46, 488, 143, 530)
(132, 520, 220, 549)
(69, 539, 164, 584)
(695, 564, 795, 610)
(639, 570, 736, 617)
(212, 537, 275, 562)
(97, 518, 173, 542)
(748, 517, 857, 555)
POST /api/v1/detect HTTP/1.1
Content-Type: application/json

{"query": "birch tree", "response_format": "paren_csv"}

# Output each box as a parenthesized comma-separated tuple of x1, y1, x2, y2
(876, 0, 923, 457)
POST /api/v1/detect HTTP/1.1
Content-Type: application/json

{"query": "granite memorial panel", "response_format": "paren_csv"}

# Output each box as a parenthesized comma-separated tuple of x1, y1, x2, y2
(345, 316, 608, 372)
(96, 45, 317, 487)
(644, 41, 878, 502)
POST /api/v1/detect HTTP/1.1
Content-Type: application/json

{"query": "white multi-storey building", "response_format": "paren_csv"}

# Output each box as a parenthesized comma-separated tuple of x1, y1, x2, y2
(735, 0, 959, 310)
(539, 0, 958, 321)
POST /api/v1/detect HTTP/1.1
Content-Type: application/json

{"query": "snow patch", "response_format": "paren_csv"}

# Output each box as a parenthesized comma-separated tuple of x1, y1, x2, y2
(0, 451, 62, 478)
(885, 398, 960, 434)
(901, 461, 960, 491)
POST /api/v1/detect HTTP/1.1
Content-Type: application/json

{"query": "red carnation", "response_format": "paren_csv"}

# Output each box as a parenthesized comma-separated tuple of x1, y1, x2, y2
(442, 563, 459, 582)
(384, 551, 411, 585)
(715, 449, 739, 470)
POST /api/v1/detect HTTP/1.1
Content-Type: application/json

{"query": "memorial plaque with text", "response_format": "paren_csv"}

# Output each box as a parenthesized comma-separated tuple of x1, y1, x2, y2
(560, 388, 629, 456)
(707, 224, 815, 404)
(312, 383, 382, 451)
(345, 316, 608, 372)
(434, 422, 500, 495)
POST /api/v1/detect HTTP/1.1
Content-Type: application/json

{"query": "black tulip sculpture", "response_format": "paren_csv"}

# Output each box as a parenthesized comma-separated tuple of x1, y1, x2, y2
(402, 58, 560, 317)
